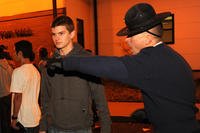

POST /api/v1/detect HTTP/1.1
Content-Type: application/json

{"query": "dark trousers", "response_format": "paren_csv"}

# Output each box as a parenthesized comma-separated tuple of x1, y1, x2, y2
(25, 125, 39, 133)
(0, 94, 11, 133)
(48, 126, 92, 133)
(11, 124, 39, 133)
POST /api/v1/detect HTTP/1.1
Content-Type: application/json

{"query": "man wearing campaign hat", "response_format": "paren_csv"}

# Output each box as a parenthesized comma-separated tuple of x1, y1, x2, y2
(47, 3, 200, 133)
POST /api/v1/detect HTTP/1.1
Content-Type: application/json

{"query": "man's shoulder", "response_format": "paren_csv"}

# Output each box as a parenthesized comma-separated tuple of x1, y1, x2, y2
(13, 64, 37, 75)
(73, 43, 92, 57)
(13, 65, 23, 74)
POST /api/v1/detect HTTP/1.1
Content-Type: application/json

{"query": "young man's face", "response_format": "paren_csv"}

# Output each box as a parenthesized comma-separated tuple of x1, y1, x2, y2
(51, 25, 74, 50)
(13, 49, 21, 62)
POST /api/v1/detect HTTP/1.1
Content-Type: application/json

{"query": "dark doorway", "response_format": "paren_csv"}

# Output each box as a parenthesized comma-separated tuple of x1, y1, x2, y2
(76, 18, 84, 47)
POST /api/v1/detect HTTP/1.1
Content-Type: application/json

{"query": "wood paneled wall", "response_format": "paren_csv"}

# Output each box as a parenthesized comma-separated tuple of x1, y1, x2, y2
(0, 8, 65, 64)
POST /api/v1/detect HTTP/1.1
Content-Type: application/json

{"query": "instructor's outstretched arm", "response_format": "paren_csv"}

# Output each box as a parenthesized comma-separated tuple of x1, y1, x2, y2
(63, 56, 129, 83)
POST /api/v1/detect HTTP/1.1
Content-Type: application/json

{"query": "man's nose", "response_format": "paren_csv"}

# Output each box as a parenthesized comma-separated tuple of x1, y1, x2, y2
(54, 35, 60, 41)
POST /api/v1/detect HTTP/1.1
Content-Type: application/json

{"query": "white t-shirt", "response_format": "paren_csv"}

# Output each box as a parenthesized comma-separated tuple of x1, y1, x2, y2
(10, 64, 41, 127)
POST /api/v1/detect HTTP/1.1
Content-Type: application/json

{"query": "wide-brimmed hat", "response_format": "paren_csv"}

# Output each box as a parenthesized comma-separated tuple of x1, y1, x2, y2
(117, 3, 171, 37)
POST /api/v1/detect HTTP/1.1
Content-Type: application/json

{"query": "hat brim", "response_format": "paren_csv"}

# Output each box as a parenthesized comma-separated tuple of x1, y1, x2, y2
(117, 12, 171, 37)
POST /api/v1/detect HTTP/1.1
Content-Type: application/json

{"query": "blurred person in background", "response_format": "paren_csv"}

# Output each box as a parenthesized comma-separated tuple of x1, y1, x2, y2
(38, 47, 48, 70)
(0, 44, 13, 133)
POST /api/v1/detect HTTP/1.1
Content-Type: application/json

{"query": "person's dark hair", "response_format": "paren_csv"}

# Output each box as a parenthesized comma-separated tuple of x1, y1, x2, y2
(39, 47, 48, 60)
(0, 52, 12, 60)
(51, 15, 74, 33)
(0, 44, 8, 53)
(14, 40, 35, 61)
(0, 44, 12, 60)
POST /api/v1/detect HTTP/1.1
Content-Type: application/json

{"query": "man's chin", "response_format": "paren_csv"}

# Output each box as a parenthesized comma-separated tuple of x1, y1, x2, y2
(55, 44, 63, 49)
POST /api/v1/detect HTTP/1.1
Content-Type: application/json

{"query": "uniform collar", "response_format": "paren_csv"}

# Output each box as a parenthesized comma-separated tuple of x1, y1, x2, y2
(153, 41, 163, 47)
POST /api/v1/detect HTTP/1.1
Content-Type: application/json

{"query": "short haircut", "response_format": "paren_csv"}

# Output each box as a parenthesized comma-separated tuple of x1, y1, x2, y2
(149, 24, 163, 38)
(51, 15, 74, 33)
(0, 44, 11, 59)
(0, 52, 12, 60)
(0, 44, 7, 53)
(14, 40, 35, 61)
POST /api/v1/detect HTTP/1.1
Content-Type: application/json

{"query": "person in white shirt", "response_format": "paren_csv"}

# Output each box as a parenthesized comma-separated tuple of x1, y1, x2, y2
(10, 40, 41, 133)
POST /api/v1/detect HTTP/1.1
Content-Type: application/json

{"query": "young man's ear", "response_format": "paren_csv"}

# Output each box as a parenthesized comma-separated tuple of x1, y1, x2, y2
(70, 30, 76, 39)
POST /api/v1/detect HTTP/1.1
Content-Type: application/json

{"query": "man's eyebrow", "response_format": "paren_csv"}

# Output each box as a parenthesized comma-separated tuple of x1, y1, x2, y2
(54, 30, 66, 34)
(52, 30, 65, 35)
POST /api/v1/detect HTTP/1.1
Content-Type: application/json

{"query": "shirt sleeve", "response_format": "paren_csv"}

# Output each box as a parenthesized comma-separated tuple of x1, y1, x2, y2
(10, 68, 26, 93)
(62, 56, 129, 84)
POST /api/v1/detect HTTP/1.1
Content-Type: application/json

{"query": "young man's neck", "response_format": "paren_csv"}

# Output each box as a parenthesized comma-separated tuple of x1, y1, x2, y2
(20, 58, 31, 65)
(59, 42, 74, 56)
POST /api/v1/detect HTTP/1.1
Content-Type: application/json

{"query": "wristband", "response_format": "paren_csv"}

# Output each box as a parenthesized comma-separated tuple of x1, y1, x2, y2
(11, 115, 18, 120)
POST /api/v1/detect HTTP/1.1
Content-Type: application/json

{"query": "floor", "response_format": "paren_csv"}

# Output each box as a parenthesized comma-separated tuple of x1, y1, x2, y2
(93, 123, 153, 133)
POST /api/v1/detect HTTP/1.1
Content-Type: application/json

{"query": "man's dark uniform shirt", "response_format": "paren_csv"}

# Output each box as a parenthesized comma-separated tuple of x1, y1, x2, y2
(62, 44, 200, 133)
